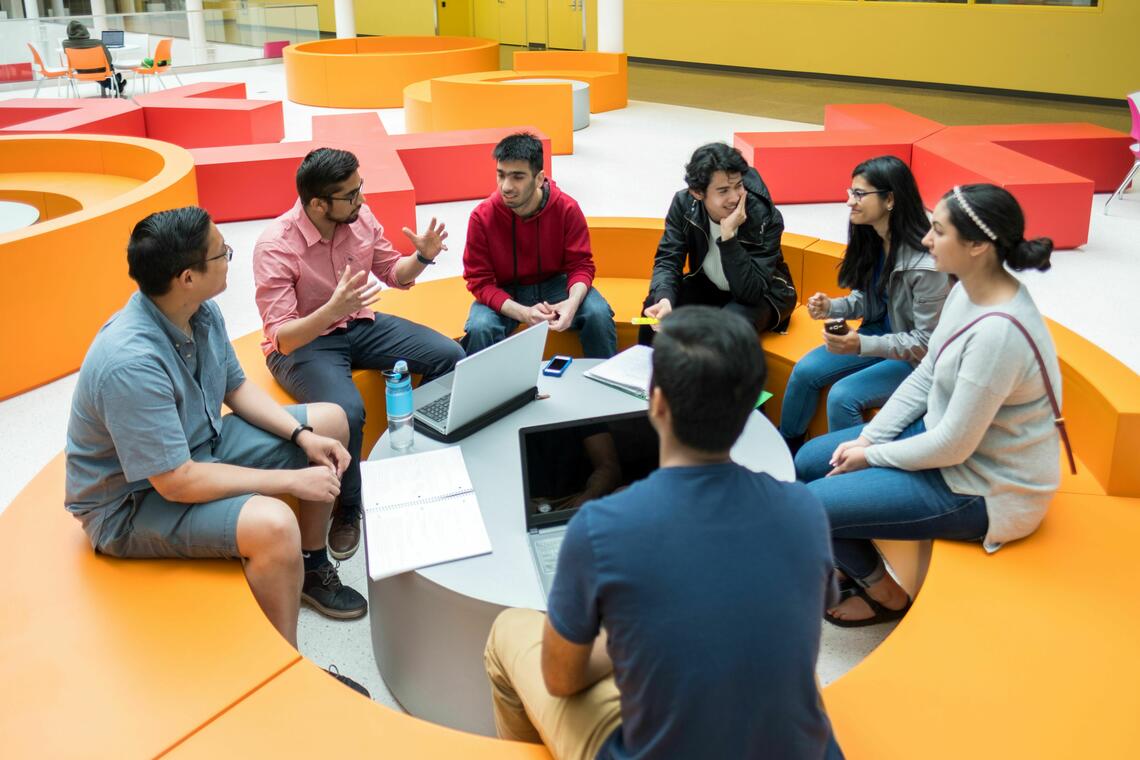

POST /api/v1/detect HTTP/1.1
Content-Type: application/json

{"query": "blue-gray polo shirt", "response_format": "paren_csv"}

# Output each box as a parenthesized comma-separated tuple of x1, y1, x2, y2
(65, 292, 246, 541)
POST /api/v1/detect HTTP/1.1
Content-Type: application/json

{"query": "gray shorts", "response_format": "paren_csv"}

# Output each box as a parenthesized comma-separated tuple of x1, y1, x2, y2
(95, 406, 310, 560)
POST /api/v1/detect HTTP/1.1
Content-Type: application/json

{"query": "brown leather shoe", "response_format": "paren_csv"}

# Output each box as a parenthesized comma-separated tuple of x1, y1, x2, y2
(327, 503, 361, 560)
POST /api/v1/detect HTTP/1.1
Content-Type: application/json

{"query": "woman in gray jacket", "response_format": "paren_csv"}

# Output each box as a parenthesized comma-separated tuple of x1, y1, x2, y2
(779, 156, 950, 451)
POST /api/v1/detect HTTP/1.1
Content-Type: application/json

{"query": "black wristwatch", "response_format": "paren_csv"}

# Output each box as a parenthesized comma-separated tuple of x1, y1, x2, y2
(415, 252, 436, 266)
(289, 424, 314, 445)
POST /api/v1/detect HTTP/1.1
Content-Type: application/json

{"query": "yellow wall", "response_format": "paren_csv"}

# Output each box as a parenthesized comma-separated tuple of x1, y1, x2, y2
(527, 0, 546, 43)
(625, 1, 1135, 101)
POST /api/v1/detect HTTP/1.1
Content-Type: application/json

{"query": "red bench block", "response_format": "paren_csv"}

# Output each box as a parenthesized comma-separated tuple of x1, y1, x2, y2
(734, 105, 943, 203)
(0, 98, 145, 136)
(134, 82, 285, 149)
(913, 128, 1097, 249)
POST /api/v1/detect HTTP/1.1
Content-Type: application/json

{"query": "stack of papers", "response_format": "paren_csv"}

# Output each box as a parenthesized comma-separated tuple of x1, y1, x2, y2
(361, 446, 492, 581)
(583, 344, 654, 400)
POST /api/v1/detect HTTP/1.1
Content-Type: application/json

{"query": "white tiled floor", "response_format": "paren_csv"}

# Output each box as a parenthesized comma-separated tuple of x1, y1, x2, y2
(2, 62, 1138, 712)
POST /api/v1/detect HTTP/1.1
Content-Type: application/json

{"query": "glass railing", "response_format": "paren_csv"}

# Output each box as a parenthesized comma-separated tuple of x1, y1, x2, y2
(0, 4, 317, 86)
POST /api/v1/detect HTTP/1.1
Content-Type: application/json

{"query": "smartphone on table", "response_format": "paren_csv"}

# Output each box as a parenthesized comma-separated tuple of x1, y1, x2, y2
(542, 355, 573, 377)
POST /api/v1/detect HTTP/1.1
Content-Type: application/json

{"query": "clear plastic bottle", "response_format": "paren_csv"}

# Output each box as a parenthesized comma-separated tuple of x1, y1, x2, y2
(384, 359, 414, 452)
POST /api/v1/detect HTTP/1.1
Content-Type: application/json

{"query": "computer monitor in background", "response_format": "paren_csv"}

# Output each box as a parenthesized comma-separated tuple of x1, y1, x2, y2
(100, 30, 125, 48)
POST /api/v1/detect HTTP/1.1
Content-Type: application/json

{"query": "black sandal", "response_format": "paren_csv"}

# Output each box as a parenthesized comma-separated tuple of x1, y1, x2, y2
(825, 587, 912, 628)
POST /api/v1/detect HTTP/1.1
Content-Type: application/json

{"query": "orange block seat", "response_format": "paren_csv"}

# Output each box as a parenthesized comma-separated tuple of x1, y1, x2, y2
(0, 97, 144, 136)
(512, 50, 629, 112)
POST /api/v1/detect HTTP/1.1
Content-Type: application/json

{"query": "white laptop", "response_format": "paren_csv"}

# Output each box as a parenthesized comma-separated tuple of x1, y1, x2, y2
(412, 321, 549, 443)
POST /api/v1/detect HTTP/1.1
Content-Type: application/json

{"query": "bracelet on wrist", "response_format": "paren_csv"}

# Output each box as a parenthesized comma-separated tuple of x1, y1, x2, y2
(415, 252, 435, 266)
(289, 424, 314, 445)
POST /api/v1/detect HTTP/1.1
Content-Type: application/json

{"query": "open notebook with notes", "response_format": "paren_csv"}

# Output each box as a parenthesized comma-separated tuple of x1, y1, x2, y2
(361, 446, 492, 581)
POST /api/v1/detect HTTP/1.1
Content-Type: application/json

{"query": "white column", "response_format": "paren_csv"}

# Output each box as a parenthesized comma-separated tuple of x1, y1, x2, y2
(333, 0, 355, 39)
(90, 0, 107, 32)
(22, 0, 38, 19)
(596, 0, 622, 53)
(51, 0, 64, 18)
(185, 0, 208, 64)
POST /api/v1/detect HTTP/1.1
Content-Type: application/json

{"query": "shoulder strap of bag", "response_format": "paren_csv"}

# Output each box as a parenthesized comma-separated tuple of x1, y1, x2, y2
(936, 312, 1076, 475)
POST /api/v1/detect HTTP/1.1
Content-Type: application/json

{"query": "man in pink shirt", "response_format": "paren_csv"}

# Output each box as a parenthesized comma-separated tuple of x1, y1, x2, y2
(254, 148, 465, 563)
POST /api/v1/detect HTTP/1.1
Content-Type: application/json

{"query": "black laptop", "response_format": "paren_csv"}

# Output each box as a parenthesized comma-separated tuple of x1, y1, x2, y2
(100, 30, 125, 48)
(520, 411, 659, 598)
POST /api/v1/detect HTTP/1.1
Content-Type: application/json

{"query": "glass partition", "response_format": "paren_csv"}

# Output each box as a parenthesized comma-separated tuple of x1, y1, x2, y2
(1, 3, 317, 87)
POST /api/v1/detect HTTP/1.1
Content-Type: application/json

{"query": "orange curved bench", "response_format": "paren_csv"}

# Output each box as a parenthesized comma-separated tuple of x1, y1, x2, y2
(5, 220, 1138, 758)
(283, 36, 500, 109)
(403, 53, 628, 156)
(0, 135, 198, 401)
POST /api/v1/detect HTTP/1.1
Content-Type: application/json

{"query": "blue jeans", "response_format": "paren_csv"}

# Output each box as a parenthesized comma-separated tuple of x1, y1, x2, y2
(779, 322, 914, 438)
(463, 274, 617, 358)
(795, 420, 989, 585)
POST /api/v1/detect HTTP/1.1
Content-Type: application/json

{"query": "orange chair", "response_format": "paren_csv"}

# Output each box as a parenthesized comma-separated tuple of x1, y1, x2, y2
(64, 45, 121, 98)
(133, 38, 181, 93)
(27, 42, 74, 98)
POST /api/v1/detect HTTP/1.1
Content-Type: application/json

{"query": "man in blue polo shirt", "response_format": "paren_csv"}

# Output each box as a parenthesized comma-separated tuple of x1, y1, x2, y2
(65, 206, 370, 696)
(483, 306, 844, 759)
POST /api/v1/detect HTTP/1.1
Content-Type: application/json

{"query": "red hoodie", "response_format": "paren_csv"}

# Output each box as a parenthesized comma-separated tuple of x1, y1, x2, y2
(463, 179, 595, 312)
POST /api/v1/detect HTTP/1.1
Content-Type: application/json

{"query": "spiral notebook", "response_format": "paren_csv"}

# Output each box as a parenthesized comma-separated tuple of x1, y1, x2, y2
(361, 446, 492, 582)
(583, 344, 654, 400)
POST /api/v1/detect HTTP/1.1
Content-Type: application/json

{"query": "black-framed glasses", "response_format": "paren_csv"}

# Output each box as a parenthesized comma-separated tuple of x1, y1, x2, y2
(205, 243, 233, 263)
(326, 179, 364, 204)
(847, 188, 889, 201)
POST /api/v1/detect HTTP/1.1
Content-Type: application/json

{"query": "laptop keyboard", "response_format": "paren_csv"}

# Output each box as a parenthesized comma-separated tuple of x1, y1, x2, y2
(418, 394, 451, 424)
(533, 534, 564, 574)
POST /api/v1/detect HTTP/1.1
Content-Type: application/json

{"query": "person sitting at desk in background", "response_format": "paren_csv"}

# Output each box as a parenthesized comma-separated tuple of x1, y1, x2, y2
(61, 20, 127, 96)
(796, 183, 1066, 628)
(779, 156, 951, 453)
(64, 207, 370, 696)
(253, 148, 465, 562)
(639, 142, 797, 342)
(484, 306, 844, 760)
(462, 132, 617, 358)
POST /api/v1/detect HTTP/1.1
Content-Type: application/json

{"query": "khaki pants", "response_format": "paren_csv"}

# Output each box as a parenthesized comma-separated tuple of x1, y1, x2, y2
(484, 608, 623, 760)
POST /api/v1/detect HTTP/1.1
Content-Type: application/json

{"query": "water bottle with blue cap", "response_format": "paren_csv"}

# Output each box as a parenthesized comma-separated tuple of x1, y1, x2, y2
(384, 359, 414, 452)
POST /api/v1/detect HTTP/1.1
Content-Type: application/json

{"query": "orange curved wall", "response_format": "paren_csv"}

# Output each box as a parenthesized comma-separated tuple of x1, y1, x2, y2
(0, 135, 198, 400)
(283, 36, 499, 109)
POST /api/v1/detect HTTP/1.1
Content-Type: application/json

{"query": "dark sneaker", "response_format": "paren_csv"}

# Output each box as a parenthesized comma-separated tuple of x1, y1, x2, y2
(328, 503, 362, 560)
(302, 561, 367, 619)
(327, 665, 371, 698)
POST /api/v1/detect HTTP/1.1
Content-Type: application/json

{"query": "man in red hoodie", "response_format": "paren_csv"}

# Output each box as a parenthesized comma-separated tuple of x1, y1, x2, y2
(462, 133, 617, 358)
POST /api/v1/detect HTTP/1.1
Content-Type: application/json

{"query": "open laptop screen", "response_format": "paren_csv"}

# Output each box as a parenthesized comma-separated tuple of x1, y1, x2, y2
(520, 411, 659, 529)
(100, 30, 125, 47)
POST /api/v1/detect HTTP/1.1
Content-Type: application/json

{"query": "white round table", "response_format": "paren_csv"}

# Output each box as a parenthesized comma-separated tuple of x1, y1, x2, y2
(365, 359, 792, 735)
(502, 77, 591, 131)
(0, 201, 40, 234)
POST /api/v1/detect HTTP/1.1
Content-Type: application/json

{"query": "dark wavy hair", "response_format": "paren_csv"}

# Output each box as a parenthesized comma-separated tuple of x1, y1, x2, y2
(838, 156, 929, 294)
(493, 132, 544, 176)
(684, 142, 750, 193)
(942, 184, 1053, 272)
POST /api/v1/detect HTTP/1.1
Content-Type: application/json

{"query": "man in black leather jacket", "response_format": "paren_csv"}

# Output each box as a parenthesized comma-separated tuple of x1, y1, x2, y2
(641, 143, 797, 342)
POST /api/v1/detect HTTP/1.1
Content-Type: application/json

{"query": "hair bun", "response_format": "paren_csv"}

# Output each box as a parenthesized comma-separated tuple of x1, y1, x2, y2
(1006, 237, 1053, 272)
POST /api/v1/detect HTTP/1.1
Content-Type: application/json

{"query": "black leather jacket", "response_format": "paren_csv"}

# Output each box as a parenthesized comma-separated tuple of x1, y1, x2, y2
(649, 168, 797, 330)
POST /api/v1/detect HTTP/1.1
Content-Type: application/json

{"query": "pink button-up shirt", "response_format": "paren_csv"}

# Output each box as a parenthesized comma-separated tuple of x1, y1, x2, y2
(253, 200, 410, 356)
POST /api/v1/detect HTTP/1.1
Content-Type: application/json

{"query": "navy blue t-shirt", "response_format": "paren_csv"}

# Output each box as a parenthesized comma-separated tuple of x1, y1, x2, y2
(547, 461, 839, 760)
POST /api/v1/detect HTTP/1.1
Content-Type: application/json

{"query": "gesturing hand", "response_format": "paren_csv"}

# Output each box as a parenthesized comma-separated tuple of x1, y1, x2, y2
(327, 268, 382, 320)
(806, 292, 831, 320)
(402, 217, 448, 261)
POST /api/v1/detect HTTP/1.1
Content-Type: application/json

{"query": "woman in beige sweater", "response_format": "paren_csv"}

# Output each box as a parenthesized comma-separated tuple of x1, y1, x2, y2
(795, 183, 1066, 627)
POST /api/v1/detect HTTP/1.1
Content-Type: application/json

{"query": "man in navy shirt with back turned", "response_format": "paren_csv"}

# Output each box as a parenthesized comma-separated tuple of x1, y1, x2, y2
(483, 306, 844, 759)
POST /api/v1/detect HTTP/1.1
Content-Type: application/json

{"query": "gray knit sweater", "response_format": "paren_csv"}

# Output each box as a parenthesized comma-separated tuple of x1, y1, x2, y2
(862, 283, 1061, 550)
